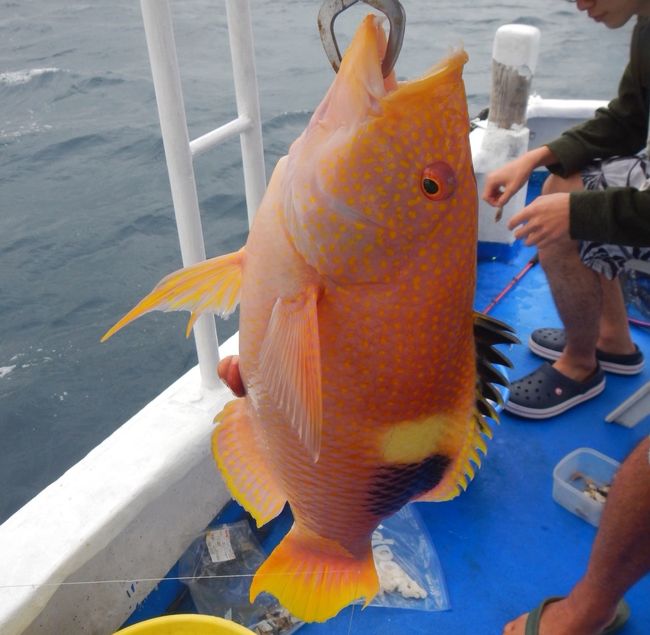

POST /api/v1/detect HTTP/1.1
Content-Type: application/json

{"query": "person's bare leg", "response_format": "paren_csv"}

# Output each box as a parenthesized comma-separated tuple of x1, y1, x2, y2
(596, 276, 636, 355)
(536, 173, 601, 381)
(503, 436, 650, 635)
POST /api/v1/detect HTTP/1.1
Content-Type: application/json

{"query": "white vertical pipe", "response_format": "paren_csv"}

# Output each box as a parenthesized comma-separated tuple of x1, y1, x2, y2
(225, 0, 267, 227)
(140, 0, 219, 388)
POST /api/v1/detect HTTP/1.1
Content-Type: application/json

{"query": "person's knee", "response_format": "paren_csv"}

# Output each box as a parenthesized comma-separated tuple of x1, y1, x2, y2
(537, 237, 579, 271)
(542, 172, 584, 195)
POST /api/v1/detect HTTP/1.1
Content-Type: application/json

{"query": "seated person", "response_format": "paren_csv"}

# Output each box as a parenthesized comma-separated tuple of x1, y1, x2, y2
(482, 1, 650, 419)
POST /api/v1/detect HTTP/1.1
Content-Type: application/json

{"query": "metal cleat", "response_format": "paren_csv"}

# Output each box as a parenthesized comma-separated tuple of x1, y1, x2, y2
(317, 0, 406, 77)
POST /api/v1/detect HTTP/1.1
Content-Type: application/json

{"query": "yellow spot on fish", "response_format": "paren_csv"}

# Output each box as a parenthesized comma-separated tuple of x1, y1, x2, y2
(381, 414, 456, 463)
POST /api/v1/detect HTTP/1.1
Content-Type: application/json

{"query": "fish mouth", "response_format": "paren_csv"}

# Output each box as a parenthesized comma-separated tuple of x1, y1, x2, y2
(300, 15, 468, 157)
(341, 14, 468, 109)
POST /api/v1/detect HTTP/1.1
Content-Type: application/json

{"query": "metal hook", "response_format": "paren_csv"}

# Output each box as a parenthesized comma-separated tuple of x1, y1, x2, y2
(317, 0, 406, 78)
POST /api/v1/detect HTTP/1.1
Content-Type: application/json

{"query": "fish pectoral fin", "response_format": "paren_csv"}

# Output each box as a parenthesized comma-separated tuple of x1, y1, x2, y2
(259, 286, 323, 461)
(101, 249, 244, 341)
(213, 398, 287, 527)
(250, 526, 378, 623)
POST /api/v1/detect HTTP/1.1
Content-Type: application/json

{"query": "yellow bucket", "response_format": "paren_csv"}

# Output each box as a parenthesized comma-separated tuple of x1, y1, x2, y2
(115, 614, 256, 635)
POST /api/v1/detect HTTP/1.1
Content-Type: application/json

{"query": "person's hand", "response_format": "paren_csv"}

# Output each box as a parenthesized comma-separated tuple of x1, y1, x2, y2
(482, 146, 556, 208)
(507, 192, 571, 248)
(217, 355, 246, 397)
(482, 152, 539, 208)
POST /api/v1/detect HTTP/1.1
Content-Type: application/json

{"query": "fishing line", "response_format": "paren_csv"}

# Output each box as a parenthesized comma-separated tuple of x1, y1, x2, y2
(346, 603, 356, 635)
(0, 569, 368, 591)
(0, 571, 357, 590)
(0, 574, 252, 590)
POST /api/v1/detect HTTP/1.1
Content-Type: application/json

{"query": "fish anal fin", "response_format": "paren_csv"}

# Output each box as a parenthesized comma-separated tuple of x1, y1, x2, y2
(101, 249, 244, 342)
(250, 525, 378, 623)
(212, 398, 287, 527)
(259, 286, 322, 460)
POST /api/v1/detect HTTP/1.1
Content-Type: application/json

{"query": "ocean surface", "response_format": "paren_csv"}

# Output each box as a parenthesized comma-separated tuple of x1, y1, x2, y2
(0, 0, 634, 523)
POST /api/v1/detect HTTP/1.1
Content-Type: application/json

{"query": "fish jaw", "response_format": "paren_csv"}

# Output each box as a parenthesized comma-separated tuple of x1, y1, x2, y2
(306, 14, 397, 132)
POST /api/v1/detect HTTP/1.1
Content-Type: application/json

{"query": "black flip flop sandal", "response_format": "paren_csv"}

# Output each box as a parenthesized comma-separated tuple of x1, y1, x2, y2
(524, 596, 630, 634)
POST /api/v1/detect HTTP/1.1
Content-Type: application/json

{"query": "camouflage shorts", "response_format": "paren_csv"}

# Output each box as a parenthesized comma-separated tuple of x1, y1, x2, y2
(579, 154, 650, 280)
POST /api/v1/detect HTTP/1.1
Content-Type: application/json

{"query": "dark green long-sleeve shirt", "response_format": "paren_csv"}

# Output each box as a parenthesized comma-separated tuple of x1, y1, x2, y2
(545, 16, 650, 246)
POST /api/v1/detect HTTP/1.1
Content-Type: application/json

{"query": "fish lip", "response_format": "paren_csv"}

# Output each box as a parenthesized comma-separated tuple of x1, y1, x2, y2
(382, 47, 468, 102)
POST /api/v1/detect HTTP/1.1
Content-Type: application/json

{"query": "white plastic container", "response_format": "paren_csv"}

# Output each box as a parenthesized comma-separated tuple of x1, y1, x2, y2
(552, 448, 620, 527)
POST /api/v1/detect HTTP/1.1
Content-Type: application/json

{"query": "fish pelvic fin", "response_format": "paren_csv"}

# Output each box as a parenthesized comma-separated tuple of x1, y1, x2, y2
(250, 525, 378, 623)
(101, 249, 244, 342)
(259, 286, 323, 461)
(418, 312, 519, 502)
(212, 398, 287, 527)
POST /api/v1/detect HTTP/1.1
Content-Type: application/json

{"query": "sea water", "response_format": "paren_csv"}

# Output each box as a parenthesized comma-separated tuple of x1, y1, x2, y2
(0, 0, 633, 522)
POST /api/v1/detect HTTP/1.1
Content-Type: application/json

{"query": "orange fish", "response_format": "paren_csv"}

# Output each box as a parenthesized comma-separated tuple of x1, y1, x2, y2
(103, 15, 516, 623)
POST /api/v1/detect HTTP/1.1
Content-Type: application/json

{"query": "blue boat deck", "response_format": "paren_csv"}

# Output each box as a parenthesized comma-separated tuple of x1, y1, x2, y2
(297, 252, 650, 633)
(128, 177, 650, 634)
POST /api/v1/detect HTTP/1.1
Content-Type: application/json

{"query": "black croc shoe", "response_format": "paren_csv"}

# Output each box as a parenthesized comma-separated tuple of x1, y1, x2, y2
(505, 362, 606, 419)
(529, 327, 644, 375)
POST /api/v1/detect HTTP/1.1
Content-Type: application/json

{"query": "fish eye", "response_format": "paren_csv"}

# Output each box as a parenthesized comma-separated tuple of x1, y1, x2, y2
(421, 161, 456, 201)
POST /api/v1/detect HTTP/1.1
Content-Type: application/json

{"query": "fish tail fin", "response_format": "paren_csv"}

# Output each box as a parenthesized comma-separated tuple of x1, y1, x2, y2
(250, 526, 378, 623)
(418, 312, 519, 502)
(101, 249, 244, 342)
(213, 398, 287, 527)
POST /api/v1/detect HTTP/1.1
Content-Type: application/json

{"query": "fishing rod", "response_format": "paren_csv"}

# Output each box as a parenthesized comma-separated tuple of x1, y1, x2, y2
(482, 253, 539, 315)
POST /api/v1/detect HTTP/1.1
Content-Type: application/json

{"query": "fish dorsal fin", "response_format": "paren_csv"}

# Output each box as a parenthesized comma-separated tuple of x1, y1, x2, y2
(474, 310, 518, 415)
(101, 249, 244, 341)
(259, 286, 322, 460)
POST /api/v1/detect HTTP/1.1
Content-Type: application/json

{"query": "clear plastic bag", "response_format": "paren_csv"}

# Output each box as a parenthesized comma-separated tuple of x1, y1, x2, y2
(178, 519, 303, 634)
(368, 503, 450, 612)
(179, 504, 448, 628)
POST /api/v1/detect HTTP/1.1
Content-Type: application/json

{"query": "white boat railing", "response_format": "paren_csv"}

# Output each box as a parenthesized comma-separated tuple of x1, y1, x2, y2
(140, 0, 267, 388)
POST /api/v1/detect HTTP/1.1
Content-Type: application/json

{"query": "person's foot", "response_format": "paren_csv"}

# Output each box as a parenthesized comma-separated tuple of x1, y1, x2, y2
(528, 327, 644, 375)
(504, 362, 605, 419)
(502, 595, 626, 635)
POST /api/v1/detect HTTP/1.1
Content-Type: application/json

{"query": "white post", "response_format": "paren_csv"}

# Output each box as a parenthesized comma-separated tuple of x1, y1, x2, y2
(225, 0, 267, 227)
(140, 0, 219, 388)
(488, 25, 540, 129)
(474, 24, 541, 248)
